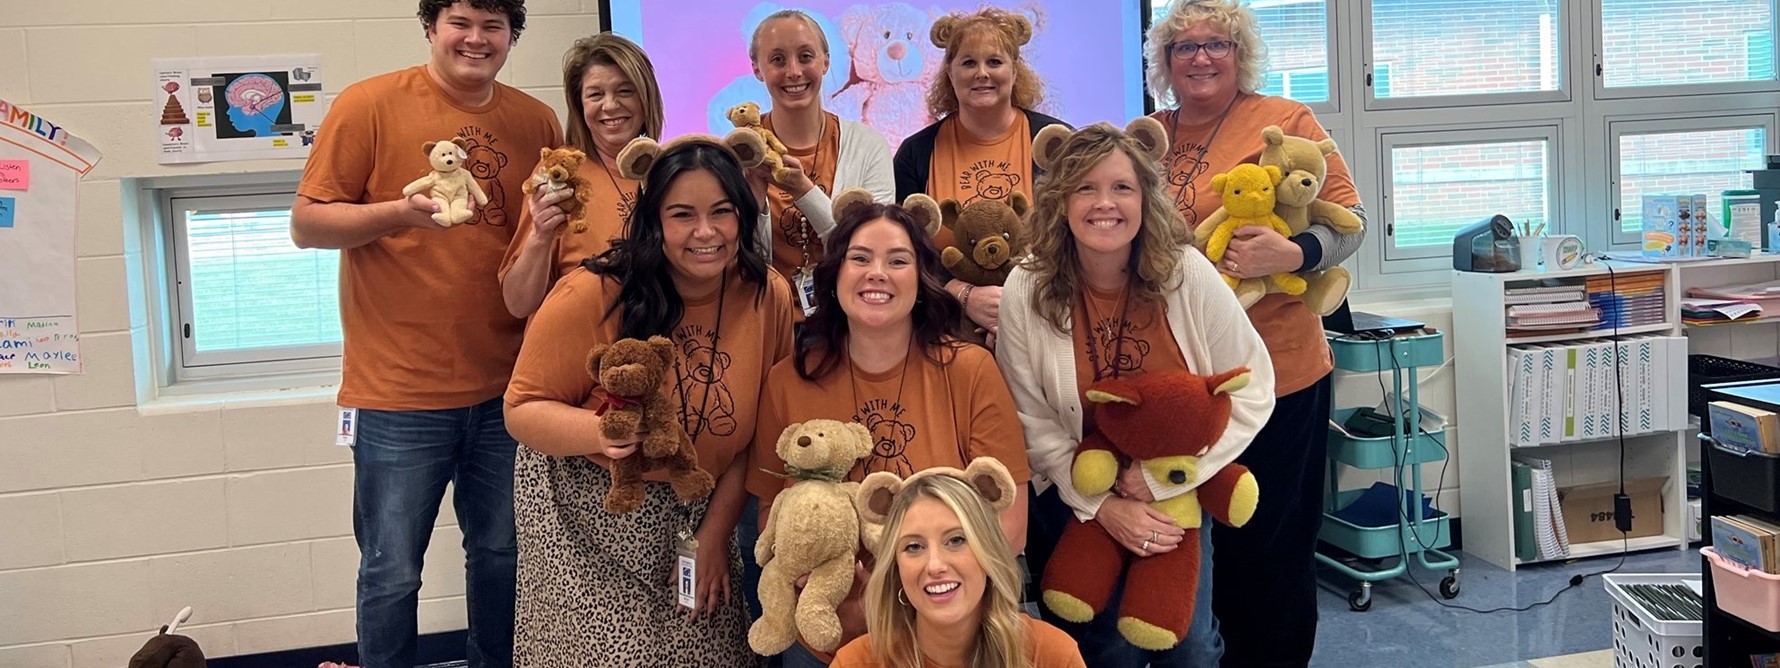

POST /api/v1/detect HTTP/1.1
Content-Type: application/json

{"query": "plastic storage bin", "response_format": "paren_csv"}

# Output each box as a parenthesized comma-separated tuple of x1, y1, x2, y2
(1320, 488, 1450, 560)
(1689, 354, 1780, 417)
(1604, 573, 1705, 668)
(1328, 408, 1448, 469)
(1705, 442, 1780, 514)
(1702, 547, 1780, 633)
(1328, 332, 1443, 373)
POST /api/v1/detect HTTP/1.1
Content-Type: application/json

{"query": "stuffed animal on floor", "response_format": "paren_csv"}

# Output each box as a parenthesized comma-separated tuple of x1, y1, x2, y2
(128, 607, 205, 668)
(725, 101, 795, 183)
(617, 130, 770, 182)
(750, 419, 875, 655)
(855, 457, 1018, 555)
(1196, 163, 1302, 300)
(1041, 369, 1260, 651)
(401, 137, 487, 227)
(521, 146, 593, 234)
(1195, 126, 1363, 314)
(937, 192, 1026, 343)
(586, 336, 714, 514)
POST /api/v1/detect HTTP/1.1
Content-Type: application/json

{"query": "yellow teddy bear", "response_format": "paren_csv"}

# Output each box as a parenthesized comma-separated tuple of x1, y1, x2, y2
(1198, 163, 1304, 296)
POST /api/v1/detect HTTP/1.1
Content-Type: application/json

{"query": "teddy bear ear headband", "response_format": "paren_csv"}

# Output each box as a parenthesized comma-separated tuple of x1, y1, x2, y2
(930, 9, 1034, 50)
(854, 457, 1017, 535)
(830, 188, 944, 238)
(1033, 117, 1170, 176)
(615, 130, 770, 181)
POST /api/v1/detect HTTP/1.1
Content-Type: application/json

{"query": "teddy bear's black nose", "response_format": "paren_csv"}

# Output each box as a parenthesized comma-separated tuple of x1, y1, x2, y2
(1169, 470, 1187, 484)
(797, 436, 811, 447)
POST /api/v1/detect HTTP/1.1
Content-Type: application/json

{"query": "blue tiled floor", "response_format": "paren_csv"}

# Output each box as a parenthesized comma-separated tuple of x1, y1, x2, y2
(1308, 545, 1699, 667)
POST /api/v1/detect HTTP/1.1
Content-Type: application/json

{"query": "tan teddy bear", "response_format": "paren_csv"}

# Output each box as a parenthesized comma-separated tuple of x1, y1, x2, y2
(854, 457, 1018, 556)
(521, 146, 593, 234)
(1197, 164, 1304, 298)
(1195, 126, 1363, 314)
(586, 336, 714, 515)
(401, 137, 487, 227)
(725, 101, 794, 183)
(749, 419, 875, 655)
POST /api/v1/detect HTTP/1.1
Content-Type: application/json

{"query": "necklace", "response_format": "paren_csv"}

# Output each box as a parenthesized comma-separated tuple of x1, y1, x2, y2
(1166, 93, 1242, 207)
(1082, 279, 1132, 381)
(673, 269, 727, 445)
(770, 112, 829, 269)
(847, 334, 914, 422)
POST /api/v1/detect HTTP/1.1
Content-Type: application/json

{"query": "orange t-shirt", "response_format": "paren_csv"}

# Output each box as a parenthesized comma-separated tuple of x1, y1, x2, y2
(297, 65, 563, 410)
(1152, 93, 1358, 395)
(498, 155, 638, 288)
(925, 114, 1034, 253)
(747, 341, 1031, 505)
(762, 111, 841, 286)
(1070, 286, 1190, 435)
(504, 267, 797, 479)
(829, 616, 1087, 668)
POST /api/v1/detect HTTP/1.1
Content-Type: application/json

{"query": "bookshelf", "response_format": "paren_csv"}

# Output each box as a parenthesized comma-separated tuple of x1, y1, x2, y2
(1700, 381, 1780, 666)
(1453, 262, 1691, 571)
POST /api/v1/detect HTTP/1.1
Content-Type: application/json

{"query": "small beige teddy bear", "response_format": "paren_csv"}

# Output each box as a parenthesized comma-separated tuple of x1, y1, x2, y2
(725, 101, 795, 184)
(402, 137, 487, 227)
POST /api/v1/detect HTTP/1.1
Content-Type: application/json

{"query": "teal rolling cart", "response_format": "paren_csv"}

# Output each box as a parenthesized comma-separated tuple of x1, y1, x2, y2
(1316, 331, 1461, 611)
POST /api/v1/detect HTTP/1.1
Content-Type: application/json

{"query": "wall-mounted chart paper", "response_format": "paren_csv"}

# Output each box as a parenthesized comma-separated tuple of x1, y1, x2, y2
(0, 98, 102, 374)
(152, 55, 323, 164)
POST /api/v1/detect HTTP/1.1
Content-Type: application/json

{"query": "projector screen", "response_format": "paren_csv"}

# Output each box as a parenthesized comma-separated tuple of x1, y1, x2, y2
(599, 0, 1148, 150)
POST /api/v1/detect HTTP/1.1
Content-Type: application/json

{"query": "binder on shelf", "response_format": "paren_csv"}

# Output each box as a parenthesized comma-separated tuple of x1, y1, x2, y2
(1515, 455, 1569, 559)
(1512, 460, 1537, 562)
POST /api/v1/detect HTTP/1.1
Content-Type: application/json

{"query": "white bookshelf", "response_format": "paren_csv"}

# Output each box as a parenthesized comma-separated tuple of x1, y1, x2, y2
(1452, 262, 1690, 571)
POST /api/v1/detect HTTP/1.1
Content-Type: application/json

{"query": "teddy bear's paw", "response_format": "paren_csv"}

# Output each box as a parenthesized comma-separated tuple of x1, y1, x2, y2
(1117, 616, 1183, 652)
(795, 608, 843, 652)
(670, 469, 716, 502)
(1043, 590, 1096, 623)
(747, 620, 796, 656)
(1226, 471, 1260, 528)
(602, 489, 644, 515)
(1302, 268, 1351, 316)
(1272, 273, 1308, 295)
(1071, 450, 1119, 496)
(1222, 273, 1242, 290)
(1234, 280, 1266, 309)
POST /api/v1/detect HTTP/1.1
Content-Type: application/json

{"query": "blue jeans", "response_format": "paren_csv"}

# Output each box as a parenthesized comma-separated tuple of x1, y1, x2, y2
(352, 397, 517, 668)
(1043, 511, 1223, 667)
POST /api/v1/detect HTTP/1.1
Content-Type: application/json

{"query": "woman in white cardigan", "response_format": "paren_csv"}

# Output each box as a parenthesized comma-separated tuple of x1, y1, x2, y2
(747, 9, 895, 315)
(995, 121, 1274, 665)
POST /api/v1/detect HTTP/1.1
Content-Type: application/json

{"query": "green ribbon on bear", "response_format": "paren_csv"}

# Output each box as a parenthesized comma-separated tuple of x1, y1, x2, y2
(764, 464, 847, 484)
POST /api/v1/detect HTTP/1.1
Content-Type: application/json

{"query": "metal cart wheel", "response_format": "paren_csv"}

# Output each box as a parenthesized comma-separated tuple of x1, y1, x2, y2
(1439, 572, 1461, 599)
(1347, 583, 1373, 612)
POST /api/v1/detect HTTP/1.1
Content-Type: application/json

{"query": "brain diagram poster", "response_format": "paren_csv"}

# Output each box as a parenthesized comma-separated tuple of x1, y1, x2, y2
(152, 55, 323, 164)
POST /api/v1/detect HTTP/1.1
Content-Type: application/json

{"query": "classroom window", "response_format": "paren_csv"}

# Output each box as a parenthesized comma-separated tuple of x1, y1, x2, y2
(1367, 0, 1563, 105)
(1382, 133, 1553, 262)
(1150, 0, 1332, 107)
(1599, 0, 1778, 90)
(1612, 122, 1771, 239)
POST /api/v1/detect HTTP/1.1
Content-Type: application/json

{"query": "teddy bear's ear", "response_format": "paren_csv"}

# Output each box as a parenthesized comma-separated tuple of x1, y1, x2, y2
(1316, 138, 1339, 157)
(1210, 172, 1229, 192)
(1209, 368, 1252, 396)
(423, 141, 438, 155)
(903, 193, 942, 237)
(616, 136, 662, 181)
(585, 344, 610, 379)
(1125, 116, 1169, 163)
(831, 188, 876, 224)
(961, 458, 1017, 512)
(1084, 377, 1142, 406)
(539, 147, 551, 160)
(1261, 125, 1285, 148)
(856, 471, 906, 525)
(939, 198, 964, 232)
(1263, 164, 1283, 184)
(724, 128, 769, 170)
(1033, 124, 1073, 174)
(645, 335, 676, 369)
(929, 15, 957, 48)
(845, 421, 874, 462)
(450, 137, 469, 151)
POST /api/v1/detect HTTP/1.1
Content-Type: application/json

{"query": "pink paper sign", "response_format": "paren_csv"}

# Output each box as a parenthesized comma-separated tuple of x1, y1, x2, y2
(0, 160, 27, 190)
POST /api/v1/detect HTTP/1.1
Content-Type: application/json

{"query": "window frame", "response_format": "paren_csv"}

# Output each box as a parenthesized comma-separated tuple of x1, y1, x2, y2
(1591, 0, 1780, 100)
(1146, 0, 1340, 114)
(1604, 113, 1780, 247)
(1376, 125, 1563, 271)
(155, 182, 342, 385)
(1361, 0, 1572, 111)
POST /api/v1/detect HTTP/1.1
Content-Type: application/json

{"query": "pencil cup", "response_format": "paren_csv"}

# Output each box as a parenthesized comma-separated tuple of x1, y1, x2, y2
(1518, 236, 1542, 267)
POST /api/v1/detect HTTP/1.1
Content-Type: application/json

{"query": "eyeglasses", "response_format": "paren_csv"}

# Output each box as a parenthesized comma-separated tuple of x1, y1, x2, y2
(1168, 39, 1236, 61)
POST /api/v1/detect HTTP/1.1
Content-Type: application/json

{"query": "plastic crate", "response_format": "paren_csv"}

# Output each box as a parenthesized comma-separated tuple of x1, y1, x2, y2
(1689, 354, 1780, 417)
(1327, 408, 1448, 470)
(1705, 441, 1780, 514)
(1604, 573, 1705, 668)
(1328, 331, 1444, 373)
(1703, 547, 1780, 633)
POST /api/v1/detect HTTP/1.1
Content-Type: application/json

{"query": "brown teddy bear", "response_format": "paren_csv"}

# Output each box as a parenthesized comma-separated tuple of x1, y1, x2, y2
(586, 336, 714, 514)
(616, 130, 770, 182)
(1194, 126, 1363, 314)
(749, 419, 875, 655)
(401, 137, 487, 227)
(854, 457, 1018, 556)
(521, 146, 593, 234)
(725, 101, 795, 183)
(938, 192, 1027, 343)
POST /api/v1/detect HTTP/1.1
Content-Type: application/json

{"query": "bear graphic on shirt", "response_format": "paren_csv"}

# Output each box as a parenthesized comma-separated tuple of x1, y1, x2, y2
(453, 128, 511, 227)
(674, 325, 737, 440)
(855, 398, 916, 477)
(1088, 317, 1150, 380)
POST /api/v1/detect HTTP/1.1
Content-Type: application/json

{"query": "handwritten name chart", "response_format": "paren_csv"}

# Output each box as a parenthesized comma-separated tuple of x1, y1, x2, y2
(0, 98, 102, 374)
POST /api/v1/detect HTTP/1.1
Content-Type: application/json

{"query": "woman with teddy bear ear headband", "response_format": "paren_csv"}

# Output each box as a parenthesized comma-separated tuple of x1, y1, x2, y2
(891, 6, 1071, 347)
(746, 191, 1032, 667)
(746, 9, 897, 323)
(1145, 1, 1366, 663)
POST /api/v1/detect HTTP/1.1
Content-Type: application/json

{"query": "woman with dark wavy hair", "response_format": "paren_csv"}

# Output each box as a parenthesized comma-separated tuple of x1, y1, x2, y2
(747, 193, 1032, 665)
(504, 136, 796, 667)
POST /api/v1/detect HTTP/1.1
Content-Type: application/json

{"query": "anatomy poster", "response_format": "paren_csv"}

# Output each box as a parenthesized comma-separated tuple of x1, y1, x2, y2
(0, 98, 102, 374)
(152, 55, 323, 164)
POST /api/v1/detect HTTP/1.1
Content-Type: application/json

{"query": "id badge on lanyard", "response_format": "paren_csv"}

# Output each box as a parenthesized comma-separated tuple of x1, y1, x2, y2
(794, 266, 818, 317)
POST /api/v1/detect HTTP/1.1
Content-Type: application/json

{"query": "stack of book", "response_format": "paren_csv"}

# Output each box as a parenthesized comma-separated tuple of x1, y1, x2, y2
(1706, 401, 1780, 454)
(1505, 283, 1599, 334)
(1710, 514, 1780, 573)
(1586, 271, 1667, 329)
(1681, 297, 1763, 325)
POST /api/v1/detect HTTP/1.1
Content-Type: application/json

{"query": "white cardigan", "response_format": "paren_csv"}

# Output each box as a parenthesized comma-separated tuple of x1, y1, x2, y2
(754, 118, 896, 254)
(994, 245, 1277, 521)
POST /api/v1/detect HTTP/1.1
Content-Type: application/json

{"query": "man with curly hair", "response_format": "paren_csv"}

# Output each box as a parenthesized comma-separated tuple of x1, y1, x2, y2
(291, 2, 562, 667)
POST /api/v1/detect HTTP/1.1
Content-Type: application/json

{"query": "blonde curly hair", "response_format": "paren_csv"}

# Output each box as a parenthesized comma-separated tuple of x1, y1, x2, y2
(1022, 123, 1186, 335)
(1144, 0, 1269, 108)
(925, 7, 1046, 119)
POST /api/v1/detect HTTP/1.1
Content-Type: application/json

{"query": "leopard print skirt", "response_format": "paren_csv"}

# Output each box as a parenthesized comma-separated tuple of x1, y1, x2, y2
(513, 446, 754, 668)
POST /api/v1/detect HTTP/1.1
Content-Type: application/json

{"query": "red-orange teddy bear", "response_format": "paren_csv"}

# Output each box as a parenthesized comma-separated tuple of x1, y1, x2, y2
(1041, 368, 1260, 651)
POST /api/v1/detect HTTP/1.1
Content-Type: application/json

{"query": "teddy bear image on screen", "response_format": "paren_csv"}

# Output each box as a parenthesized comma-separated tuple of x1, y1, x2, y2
(827, 2, 946, 147)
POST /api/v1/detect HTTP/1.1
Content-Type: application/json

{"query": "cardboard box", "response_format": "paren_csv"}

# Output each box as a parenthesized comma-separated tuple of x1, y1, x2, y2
(1558, 477, 1667, 543)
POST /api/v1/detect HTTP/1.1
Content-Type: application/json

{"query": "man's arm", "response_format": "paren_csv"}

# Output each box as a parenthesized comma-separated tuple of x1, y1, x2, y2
(290, 193, 444, 250)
